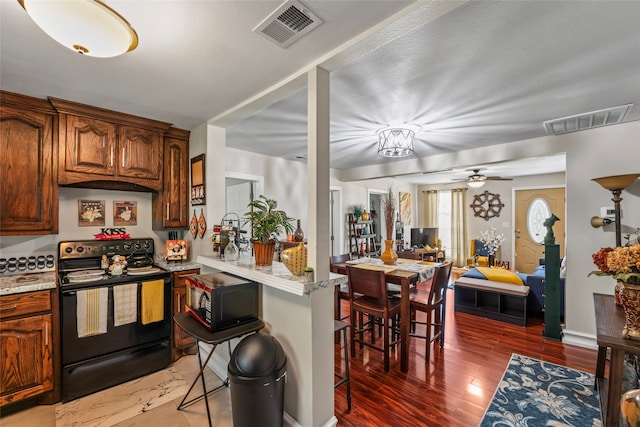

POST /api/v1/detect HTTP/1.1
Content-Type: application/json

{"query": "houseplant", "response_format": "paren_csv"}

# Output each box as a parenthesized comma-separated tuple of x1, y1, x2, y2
(479, 227, 506, 267)
(244, 195, 295, 266)
(350, 204, 364, 221)
(590, 244, 640, 337)
(380, 187, 398, 265)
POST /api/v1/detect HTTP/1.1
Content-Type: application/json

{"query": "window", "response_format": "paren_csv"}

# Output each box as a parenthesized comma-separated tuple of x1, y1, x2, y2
(438, 190, 452, 258)
(527, 198, 551, 244)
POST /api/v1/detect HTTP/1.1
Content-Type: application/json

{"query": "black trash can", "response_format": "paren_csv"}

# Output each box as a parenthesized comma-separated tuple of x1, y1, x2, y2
(228, 332, 287, 427)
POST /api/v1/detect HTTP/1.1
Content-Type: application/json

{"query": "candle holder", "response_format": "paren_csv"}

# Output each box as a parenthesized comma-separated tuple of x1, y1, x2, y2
(592, 174, 640, 247)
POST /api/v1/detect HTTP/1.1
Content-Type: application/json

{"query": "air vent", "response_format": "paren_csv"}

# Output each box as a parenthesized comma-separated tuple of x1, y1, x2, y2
(253, 0, 323, 48)
(543, 103, 633, 135)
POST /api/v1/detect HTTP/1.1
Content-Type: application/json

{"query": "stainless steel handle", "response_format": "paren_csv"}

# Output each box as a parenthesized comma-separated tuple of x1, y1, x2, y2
(0, 304, 17, 312)
(166, 203, 169, 220)
(110, 146, 114, 167)
(122, 148, 126, 168)
(45, 321, 49, 347)
(177, 273, 192, 278)
(177, 294, 181, 313)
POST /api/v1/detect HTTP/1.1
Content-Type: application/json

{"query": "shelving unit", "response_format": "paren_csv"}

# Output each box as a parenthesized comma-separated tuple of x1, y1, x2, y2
(347, 216, 378, 257)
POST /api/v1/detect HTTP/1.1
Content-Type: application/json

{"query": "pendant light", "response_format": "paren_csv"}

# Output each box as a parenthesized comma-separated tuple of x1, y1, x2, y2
(18, 0, 138, 58)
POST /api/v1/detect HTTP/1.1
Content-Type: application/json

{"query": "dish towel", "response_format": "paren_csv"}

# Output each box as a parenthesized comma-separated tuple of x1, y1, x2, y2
(113, 283, 138, 327)
(141, 279, 164, 325)
(77, 287, 108, 338)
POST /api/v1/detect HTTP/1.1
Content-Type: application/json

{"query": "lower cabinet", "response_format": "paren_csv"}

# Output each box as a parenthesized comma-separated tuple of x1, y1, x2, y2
(0, 290, 57, 407)
(172, 269, 200, 361)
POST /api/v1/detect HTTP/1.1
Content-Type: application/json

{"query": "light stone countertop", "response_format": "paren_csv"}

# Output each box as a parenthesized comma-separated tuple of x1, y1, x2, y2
(197, 255, 346, 296)
(0, 271, 57, 296)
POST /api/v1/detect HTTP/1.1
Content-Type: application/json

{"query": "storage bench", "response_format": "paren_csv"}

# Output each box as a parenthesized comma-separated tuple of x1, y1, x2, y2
(454, 277, 530, 326)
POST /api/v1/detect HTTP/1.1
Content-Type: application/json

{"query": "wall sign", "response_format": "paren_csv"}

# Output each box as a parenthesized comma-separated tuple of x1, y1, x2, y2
(191, 154, 206, 206)
(470, 190, 504, 221)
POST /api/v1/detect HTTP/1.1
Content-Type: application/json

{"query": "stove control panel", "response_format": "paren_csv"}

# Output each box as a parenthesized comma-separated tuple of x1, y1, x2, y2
(59, 238, 155, 260)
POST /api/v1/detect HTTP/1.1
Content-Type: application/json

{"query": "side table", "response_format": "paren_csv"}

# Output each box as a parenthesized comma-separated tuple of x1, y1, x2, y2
(174, 313, 265, 427)
(593, 293, 640, 427)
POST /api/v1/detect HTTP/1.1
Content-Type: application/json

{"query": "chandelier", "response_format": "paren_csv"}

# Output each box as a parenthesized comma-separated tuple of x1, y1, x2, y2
(18, 0, 138, 58)
(377, 127, 416, 158)
(467, 180, 486, 189)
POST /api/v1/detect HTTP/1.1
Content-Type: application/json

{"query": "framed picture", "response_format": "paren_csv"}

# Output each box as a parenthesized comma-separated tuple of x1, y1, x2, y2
(78, 200, 105, 227)
(113, 201, 137, 226)
(399, 192, 411, 226)
(191, 154, 206, 206)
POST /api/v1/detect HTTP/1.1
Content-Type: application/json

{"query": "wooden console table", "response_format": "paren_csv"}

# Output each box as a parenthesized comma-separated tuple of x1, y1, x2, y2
(593, 293, 640, 426)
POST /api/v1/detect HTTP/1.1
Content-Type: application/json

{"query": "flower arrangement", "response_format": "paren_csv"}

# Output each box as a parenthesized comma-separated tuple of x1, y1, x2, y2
(590, 244, 640, 285)
(479, 227, 505, 256)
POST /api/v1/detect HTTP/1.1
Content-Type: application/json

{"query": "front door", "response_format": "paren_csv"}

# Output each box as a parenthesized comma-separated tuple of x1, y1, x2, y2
(514, 187, 565, 273)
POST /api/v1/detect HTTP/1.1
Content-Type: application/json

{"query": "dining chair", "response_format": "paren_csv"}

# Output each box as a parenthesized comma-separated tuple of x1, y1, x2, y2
(403, 261, 452, 363)
(330, 253, 352, 320)
(346, 265, 401, 372)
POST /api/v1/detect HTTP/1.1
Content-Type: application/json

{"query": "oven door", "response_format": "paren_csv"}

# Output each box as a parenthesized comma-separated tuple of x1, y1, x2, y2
(60, 274, 171, 365)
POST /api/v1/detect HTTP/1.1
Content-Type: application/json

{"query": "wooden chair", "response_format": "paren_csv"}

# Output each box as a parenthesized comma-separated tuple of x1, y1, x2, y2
(404, 261, 452, 362)
(346, 265, 401, 372)
(334, 319, 351, 412)
(330, 253, 352, 321)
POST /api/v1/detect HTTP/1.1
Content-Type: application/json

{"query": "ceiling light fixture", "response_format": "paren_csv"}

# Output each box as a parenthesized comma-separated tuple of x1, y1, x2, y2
(18, 0, 138, 58)
(377, 126, 416, 158)
(467, 180, 486, 189)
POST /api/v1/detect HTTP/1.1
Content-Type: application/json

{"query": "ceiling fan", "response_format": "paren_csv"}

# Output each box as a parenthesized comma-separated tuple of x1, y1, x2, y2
(455, 169, 513, 188)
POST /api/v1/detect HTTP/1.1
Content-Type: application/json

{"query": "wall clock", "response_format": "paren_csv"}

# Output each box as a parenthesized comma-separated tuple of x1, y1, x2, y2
(470, 190, 504, 221)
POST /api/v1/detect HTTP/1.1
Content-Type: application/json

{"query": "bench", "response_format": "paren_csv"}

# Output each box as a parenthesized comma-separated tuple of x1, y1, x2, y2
(454, 277, 530, 326)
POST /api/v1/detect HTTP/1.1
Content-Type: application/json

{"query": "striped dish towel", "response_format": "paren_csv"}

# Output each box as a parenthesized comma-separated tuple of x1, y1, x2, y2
(77, 287, 108, 338)
(141, 279, 164, 325)
(114, 283, 138, 327)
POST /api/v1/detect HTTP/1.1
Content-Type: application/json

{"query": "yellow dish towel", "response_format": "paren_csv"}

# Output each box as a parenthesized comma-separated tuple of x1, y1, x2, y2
(77, 287, 108, 338)
(475, 267, 524, 285)
(355, 264, 398, 274)
(114, 283, 138, 327)
(141, 279, 165, 325)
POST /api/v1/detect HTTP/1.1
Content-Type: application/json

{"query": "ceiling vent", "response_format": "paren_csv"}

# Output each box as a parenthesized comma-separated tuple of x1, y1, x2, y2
(543, 103, 633, 135)
(253, 0, 323, 48)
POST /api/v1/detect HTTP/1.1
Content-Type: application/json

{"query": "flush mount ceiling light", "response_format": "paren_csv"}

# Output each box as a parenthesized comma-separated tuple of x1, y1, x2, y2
(467, 179, 485, 189)
(377, 126, 417, 158)
(18, 0, 138, 58)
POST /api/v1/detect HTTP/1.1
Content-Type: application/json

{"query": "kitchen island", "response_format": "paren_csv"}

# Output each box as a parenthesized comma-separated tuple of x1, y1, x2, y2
(197, 255, 345, 427)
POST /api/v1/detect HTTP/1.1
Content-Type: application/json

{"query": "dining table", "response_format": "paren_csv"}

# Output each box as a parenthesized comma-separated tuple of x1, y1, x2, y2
(330, 257, 436, 373)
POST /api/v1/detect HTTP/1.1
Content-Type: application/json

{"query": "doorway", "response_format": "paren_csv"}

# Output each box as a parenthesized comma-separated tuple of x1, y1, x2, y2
(329, 188, 342, 257)
(368, 190, 385, 254)
(514, 187, 565, 273)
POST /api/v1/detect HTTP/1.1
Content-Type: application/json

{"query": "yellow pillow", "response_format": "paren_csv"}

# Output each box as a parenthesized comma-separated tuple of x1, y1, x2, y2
(475, 267, 524, 286)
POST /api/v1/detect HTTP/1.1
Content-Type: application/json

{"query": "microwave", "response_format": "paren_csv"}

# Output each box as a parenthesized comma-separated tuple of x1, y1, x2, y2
(185, 272, 259, 331)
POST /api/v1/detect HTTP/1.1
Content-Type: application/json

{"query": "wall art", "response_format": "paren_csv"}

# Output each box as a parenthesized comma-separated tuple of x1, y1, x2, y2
(113, 201, 137, 226)
(191, 153, 206, 206)
(78, 200, 105, 227)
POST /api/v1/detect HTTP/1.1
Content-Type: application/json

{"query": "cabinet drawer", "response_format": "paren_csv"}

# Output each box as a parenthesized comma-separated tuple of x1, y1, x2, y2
(0, 290, 51, 319)
(172, 269, 200, 288)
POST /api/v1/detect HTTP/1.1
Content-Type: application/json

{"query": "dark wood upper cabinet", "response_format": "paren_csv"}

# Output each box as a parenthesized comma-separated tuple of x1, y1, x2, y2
(0, 91, 58, 235)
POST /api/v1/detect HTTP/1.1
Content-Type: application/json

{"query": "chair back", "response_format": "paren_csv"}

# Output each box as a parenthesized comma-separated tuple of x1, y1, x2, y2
(330, 253, 352, 265)
(472, 240, 489, 257)
(346, 265, 388, 301)
(428, 262, 452, 306)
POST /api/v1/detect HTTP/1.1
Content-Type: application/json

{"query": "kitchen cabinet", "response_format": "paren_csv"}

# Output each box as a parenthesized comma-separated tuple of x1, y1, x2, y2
(152, 128, 190, 230)
(171, 268, 200, 361)
(50, 97, 171, 192)
(0, 289, 59, 406)
(0, 91, 58, 235)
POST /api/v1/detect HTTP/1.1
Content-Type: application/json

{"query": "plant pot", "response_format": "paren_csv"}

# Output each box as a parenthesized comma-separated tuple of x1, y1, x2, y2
(380, 239, 398, 265)
(620, 283, 640, 339)
(253, 241, 276, 266)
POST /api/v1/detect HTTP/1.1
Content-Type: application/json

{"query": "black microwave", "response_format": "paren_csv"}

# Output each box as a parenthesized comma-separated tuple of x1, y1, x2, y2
(185, 272, 259, 331)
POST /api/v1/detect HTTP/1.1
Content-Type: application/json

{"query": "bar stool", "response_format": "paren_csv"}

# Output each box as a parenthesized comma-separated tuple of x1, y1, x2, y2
(334, 319, 352, 412)
(173, 312, 265, 427)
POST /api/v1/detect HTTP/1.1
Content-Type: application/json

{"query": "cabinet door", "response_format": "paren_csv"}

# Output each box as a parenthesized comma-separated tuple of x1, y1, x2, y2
(152, 131, 189, 230)
(173, 287, 196, 351)
(0, 314, 53, 406)
(118, 125, 162, 181)
(64, 115, 116, 176)
(0, 102, 58, 234)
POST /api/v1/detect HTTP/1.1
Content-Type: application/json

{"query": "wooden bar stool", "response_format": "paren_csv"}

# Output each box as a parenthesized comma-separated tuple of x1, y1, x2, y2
(334, 319, 352, 412)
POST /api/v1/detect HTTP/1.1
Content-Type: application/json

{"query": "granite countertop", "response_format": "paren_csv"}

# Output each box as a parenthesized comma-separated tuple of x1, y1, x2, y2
(197, 255, 346, 297)
(155, 260, 202, 272)
(0, 271, 57, 296)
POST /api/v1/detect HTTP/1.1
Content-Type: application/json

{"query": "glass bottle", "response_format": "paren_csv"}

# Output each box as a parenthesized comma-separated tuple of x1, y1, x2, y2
(294, 219, 304, 242)
(225, 231, 239, 261)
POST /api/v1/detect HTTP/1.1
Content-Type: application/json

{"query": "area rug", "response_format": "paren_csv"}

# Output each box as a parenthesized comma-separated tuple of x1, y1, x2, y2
(55, 366, 189, 427)
(479, 354, 601, 427)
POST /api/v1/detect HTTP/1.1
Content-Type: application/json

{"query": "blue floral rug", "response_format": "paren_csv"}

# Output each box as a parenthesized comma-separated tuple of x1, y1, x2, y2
(479, 354, 601, 427)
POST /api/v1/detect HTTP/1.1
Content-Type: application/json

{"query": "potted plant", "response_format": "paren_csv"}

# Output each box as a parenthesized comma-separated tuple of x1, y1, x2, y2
(350, 204, 364, 221)
(244, 195, 295, 266)
(380, 187, 398, 265)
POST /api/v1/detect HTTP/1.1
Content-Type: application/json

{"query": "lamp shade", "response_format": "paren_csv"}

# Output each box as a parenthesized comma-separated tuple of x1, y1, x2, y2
(19, 0, 138, 58)
(592, 174, 640, 191)
(467, 180, 485, 189)
(377, 127, 415, 158)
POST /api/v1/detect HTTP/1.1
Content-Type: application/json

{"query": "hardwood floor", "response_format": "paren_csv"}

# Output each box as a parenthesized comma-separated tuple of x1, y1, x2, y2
(333, 288, 597, 426)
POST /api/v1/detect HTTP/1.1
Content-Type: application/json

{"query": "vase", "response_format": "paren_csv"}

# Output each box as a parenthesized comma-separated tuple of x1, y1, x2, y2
(616, 280, 625, 307)
(620, 283, 640, 339)
(621, 388, 640, 426)
(253, 241, 275, 266)
(280, 242, 307, 275)
(488, 254, 496, 268)
(380, 239, 398, 265)
(294, 219, 304, 242)
(361, 210, 370, 221)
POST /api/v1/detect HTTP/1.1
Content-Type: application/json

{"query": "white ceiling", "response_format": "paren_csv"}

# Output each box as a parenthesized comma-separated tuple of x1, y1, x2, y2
(2, 1, 639, 185)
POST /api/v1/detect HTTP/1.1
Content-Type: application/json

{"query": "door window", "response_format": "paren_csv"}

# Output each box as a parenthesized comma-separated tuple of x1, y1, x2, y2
(527, 198, 551, 244)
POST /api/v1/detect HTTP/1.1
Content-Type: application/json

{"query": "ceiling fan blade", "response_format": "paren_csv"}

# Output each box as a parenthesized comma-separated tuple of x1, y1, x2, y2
(485, 176, 514, 181)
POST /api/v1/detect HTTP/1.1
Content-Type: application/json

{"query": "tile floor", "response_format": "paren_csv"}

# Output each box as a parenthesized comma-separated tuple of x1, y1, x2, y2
(0, 355, 235, 427)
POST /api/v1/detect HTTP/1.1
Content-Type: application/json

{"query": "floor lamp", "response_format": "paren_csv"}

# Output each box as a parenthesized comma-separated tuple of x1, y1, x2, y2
(592, 174, 640, 247)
